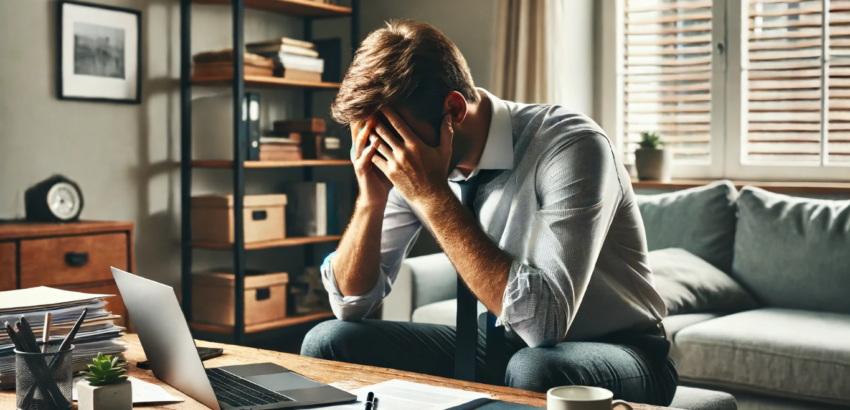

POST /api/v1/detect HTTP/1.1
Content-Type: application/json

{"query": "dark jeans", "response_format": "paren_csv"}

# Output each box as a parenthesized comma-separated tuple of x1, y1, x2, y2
(301, 320, 678, 406)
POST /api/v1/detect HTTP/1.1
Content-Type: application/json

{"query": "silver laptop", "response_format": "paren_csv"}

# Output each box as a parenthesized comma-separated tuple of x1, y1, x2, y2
(111, 267, 356, 410)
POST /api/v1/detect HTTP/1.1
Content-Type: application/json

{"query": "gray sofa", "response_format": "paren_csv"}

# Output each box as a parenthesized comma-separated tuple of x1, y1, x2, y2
(382, 181, 850, 410)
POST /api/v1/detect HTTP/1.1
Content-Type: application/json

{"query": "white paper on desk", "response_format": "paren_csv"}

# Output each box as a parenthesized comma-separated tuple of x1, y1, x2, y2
(72, 376, 184, 404)
(311, 379, 491, 410)
(0, 287, 112, 313)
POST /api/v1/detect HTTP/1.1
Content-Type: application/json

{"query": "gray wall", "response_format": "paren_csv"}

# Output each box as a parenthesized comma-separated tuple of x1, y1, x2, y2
(0, 0, 600, 286)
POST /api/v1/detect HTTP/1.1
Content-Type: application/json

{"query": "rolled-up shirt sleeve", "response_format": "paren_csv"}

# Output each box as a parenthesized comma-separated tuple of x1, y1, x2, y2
(321, 188, 423, 321)
(498, 133, 623, 347)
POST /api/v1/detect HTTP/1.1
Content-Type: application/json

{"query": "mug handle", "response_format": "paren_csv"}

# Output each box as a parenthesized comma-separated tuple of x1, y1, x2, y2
(612, 400, 633, 410)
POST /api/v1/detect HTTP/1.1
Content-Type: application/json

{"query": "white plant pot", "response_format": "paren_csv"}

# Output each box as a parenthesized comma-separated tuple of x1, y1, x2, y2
(634, 148, 673, 182)
(76, 379, 132, 410)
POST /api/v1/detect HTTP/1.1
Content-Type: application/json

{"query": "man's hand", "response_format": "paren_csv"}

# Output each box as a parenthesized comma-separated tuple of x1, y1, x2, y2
(351, 118, 393, 206)
(370, 107, 454, 208)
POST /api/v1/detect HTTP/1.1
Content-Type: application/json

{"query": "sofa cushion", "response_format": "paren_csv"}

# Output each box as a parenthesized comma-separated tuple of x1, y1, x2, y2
(670, 386, 738, 410)
(674, 308, 850, 406)
(663, 313, 723, 364)
(637, 180, 738, 272)
(650, 248, 757, 315)
(733, 187, 850, 314)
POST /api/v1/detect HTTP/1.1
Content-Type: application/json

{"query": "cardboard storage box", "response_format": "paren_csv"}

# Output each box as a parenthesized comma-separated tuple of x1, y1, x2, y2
(192, 269, 289, 327)
(191, 194, 287, 243)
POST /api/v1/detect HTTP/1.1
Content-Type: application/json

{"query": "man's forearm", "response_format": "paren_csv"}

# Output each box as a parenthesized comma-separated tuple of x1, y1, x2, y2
(417, 186, 513, 316)
(331, 196, 386, 297)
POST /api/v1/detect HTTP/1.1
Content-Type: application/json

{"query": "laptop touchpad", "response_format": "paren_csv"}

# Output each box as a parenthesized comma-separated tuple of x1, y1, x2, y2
(246, 372, 323, 392)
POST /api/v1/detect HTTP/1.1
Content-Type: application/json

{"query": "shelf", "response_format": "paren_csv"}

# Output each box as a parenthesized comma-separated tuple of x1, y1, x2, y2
(191, 75, 341, 89)
(193, 159, 352, 168)
(194, 0, 352, 17)
(631, 179, 850, 195)
(189, 311, 335, 334)
(190, 235, 342, 250)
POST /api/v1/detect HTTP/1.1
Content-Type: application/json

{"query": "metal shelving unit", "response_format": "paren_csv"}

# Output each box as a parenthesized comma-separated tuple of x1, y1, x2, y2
(179, 0, 360, 346)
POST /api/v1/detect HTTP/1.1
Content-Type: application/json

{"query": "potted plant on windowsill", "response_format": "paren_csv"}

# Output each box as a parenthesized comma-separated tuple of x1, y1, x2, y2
(635, 131, 673, 182)
(76, 353, 132, 410)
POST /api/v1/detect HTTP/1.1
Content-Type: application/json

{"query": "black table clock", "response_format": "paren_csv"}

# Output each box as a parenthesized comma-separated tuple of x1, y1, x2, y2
(25, 175, 84, 222)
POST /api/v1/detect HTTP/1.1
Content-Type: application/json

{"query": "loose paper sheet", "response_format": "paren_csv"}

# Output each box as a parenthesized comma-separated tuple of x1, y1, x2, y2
(72, 376, 184, 404)
(0, 287, 113, 313)
(312, 379, 491, 410)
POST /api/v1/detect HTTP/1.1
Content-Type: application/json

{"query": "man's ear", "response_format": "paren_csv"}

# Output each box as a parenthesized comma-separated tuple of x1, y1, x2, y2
(442, 91, 468, 125)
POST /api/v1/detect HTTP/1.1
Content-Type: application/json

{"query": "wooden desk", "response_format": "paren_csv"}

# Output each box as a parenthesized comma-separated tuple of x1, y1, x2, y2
(0, 334, 672, 409)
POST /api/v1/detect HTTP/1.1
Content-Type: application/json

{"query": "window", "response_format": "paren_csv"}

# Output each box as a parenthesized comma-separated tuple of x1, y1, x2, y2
(623, 0, 714, 165)
(607, 0, 850, 181)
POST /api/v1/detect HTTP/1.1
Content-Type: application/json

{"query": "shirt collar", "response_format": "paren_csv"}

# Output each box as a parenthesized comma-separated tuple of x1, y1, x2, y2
(448, 88, 514, 182)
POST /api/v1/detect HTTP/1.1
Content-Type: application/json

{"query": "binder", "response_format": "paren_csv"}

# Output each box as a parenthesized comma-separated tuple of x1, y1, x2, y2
(246, 92, 260, 161)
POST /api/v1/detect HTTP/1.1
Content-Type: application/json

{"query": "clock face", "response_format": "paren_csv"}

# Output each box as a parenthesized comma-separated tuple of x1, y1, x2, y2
(46, 182, 81, 220)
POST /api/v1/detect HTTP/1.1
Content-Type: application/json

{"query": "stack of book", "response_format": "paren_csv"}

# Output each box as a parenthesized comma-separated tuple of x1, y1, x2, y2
(192, 48, 275, 78)
(0, 287, 127, 389)
(259, 134, 302, 161)
(265, 118, 327, 160)
(246, 38, 324, 82)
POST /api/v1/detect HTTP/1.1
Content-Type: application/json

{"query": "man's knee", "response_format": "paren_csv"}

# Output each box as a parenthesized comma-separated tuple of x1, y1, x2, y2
(301, 320, 364, 361)
(505, 347, 589, 393)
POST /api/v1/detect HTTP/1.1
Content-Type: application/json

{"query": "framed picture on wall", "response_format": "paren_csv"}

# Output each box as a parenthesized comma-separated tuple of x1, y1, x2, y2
(57, 1, 141, 104)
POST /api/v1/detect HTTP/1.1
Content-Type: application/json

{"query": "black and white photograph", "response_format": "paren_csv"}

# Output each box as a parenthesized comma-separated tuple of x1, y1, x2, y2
(58, 1, 141, 103)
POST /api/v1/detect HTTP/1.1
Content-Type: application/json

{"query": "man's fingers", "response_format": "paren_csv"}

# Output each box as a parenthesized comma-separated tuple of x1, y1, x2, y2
(374, 135, 394, 159)
(354, 122, 370, 159)
(379, 107, 418, 144)
(374, 121, 403, 152)
(371, 151, 390, 175)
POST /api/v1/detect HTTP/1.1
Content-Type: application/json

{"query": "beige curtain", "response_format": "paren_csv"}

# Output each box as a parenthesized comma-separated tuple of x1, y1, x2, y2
(491, 0, 549, 104)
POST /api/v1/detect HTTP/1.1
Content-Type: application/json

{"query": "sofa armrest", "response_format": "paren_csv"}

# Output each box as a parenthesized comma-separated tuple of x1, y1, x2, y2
(380, 253, 457, 321)
(408, 253, 457, 310)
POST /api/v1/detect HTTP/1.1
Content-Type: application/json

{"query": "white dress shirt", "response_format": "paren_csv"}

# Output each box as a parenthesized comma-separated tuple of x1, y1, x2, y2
(320, 89, 667, 347)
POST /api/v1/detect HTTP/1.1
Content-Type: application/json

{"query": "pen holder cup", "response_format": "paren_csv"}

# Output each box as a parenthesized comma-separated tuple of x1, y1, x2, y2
(15, 344, 74, 410)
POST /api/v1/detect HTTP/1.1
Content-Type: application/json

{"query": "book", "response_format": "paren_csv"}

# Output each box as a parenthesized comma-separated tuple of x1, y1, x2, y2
(260, 135, 301, 145)
(279, 69, 322, 83)
(192, 49, 273, 66)
(265, 52, 325, 73)
(247, 44, 320, 58)
(259, 148, 302, 161)
(273, 118, 326, 134)
(192, 62, 274, 78)
(285, 182, 340, 236)
(246, 93, 260, 161)
(246, 37, 315, 50)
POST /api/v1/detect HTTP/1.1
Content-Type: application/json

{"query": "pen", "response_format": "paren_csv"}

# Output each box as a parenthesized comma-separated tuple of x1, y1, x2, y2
(58, 307, 87, 352)
(364, 392, 375, 410)
(373, 397, 379, 409)
(42, 312, 52, 353)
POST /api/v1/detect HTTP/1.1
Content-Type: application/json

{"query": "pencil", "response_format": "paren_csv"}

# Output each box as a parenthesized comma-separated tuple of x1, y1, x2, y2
(42, 312, 52, 353)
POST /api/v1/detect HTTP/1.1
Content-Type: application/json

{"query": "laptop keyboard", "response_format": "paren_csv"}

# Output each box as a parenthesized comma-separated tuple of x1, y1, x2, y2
(206, 367, 294, 407)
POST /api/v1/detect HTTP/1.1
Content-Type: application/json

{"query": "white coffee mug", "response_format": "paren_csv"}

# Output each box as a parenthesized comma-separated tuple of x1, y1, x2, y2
(547, 386, 633, 410)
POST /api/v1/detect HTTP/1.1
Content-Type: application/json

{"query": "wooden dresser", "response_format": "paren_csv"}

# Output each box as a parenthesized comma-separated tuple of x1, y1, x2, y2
(0, 221, 134, 326)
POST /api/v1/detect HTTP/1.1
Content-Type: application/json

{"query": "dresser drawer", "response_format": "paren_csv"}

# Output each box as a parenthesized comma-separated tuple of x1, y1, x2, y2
(0, 242, 15, 291)
(59, 281, 127, 327)
(20, 233, 128, 288)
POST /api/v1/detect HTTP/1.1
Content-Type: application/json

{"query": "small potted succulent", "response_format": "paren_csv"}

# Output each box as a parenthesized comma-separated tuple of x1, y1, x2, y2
(634, 131, 673, 182)
(76, 353, 132, 410)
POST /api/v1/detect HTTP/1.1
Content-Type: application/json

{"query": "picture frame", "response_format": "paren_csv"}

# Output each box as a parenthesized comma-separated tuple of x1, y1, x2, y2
(57, 1, 142, 104)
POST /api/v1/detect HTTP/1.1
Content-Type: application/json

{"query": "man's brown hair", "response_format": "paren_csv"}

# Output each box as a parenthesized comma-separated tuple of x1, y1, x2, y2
(331, 20, 479, 130)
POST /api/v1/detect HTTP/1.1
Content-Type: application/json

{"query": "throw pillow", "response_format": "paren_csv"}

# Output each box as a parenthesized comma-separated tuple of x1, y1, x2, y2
(734, 187, 850, 314)
(637, 180, 738, 273)
(650, 248, 757, 316)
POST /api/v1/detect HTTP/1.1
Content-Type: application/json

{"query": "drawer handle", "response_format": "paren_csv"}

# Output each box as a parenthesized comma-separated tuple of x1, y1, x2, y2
(252, 210, 268, 221)
(255, 288, 271, 301)
(65, 252, 89, 267)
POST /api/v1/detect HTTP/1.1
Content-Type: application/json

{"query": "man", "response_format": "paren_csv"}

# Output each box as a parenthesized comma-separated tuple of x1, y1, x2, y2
(301, 20, 677, 405)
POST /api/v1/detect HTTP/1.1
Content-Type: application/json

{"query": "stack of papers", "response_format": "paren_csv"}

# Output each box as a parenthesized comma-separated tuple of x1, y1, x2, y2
(0, 287, 127, 389)
(315, 380, 491, 410)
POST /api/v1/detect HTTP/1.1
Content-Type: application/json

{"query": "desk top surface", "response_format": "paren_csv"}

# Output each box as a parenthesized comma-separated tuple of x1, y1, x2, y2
(0, 334, 673, 409)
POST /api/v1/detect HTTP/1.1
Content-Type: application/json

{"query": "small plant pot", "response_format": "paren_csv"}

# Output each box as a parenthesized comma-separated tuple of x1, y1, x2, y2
(76, 379, 132, 410)
(635, 148, 673, 182)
